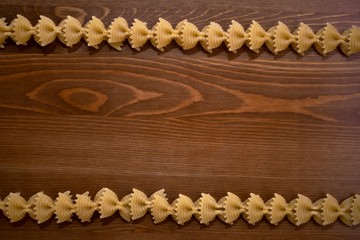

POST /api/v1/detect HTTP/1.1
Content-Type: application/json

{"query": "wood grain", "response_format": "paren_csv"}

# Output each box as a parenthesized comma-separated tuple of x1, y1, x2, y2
(0, 0, 360, 239)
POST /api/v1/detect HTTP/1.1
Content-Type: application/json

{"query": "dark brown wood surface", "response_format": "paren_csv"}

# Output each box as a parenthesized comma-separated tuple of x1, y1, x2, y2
(0, 0, 360, 239)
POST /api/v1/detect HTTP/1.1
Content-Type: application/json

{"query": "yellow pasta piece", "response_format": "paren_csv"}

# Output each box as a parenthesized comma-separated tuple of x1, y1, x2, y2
(314, 23, 346, 56)
(97, 187, 121, 219)
(292, 22, 319, 56)
(74, 191, 98, 222)
(266, 21, 295, 54)
(0, 18, 11, 48)
(194, 193, 222, 225)
(96, 187, 131, 221)
(246, 20, 270, 53)
(54, 191, 74, 223)
(85, 16, 107, 49)
(107, 17, 130, 51)
(218, 192, 245, 225)
(288, 194, 319, 226)
(171, 194, 196, 225)
(225, 20, 247, 53)
(341, 26, 360, 56)
(129, 188, 150, 220)
(59, 15, 84, 47)
(33, 192, 55, 224)
(265, 193, 292, 225)
(34, 15, 59, 46)
(3, 193, 30, 223)
(129, 19, 152, 51)
(150, 18, 179, 51)
(200, 22, 227, 53)
(175, 20, 204, 50)
(243, 193, 269, 225)
(10, 14, 35, 45)
(150, 194, 174, 224)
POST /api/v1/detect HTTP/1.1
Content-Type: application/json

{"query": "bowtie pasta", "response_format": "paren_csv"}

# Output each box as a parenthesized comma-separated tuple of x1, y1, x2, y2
(0, 188, 359, 226)
(0, 15, 359, 56)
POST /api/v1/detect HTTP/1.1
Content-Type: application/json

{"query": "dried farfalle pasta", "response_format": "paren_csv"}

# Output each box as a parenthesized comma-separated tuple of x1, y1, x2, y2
(292, 22, 319, 55)
(1, 15, 360, 56)
(96, 188, 131, 221)
(243, 193, 269, 225)
(265, 193, 292, 225)
(3, 193, 29, 223)
(54, 191, 74, 223)
(266, 21, 295, 54)
(129, 19, 153, 51)
(288, 194, 319, 226)
(34, 15, 59, 46)
(225, 20, 247, 53)
(85, 16, 107, 49)
(194, 193, 221, 225)
(340, 26, 360, 56)
(175, 20, 204, 50)
(171, 194, 196, 225)
(107, 17, 130, 51)
(150, 18, 179, 51)
(97, 188, 119, 219)
(246, 20, 270, 53)
(314, 23, 346, 56)
(150, 194, 174, 224)
(218, 192, 245, 225)
(129, 188, 151, 220)
(33, 192, 55, 224)
(74, 191, 98, 222)
(58, 15, 84, 47)
(200, 22, 227, 53)
(10, 14, 35, 45)
(0, 189, 360, 227)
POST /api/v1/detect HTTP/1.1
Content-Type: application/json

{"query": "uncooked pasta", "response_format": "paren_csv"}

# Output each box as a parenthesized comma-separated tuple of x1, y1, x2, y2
(0, 14, 359, 56)
(0, 188, 359, 227)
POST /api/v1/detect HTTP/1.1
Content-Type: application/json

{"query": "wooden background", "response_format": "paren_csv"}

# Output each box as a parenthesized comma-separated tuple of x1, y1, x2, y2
(0, 0, 359, 239)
